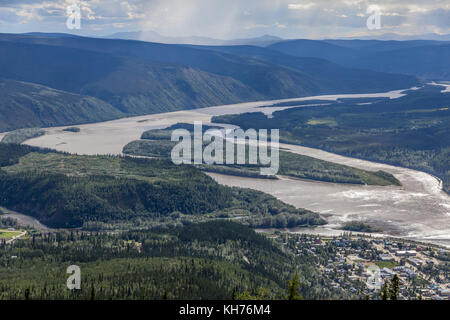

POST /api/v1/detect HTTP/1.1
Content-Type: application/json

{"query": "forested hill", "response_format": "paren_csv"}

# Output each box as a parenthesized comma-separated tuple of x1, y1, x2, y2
(0, 33, 420, 132)
(0, 144, 323, 229)
(268, 39, 450, 80)
(0, 220, 356, 300)
(122, 123, 401, 187)
(0, 78, 124, 132)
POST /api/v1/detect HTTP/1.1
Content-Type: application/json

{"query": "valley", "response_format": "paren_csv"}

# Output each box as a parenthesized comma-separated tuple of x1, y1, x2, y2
(0, 29, 448, 302)
(15, 87, 450, 248)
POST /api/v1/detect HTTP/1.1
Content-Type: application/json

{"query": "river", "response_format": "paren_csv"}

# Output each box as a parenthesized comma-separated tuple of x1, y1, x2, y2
(22, 87, 450, 247)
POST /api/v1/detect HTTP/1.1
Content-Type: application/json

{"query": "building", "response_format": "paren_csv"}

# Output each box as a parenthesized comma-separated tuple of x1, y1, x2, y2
(438, 289, 450, 297)
(407, 257, 423, 267)
(380, 268, 395, 279)
(396, 250, 417, 257)
(379, 253, 395, 261)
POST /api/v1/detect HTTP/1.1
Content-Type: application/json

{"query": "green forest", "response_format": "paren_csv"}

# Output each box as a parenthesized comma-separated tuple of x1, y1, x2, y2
(123, 123, 400, 186)
(0, 144, 322, 229)
(0, 220, 358, 300)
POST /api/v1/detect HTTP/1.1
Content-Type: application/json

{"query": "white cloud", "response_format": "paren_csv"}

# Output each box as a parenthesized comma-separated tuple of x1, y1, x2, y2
(1, 0, 449, 39)
(288, 3, 316, 10)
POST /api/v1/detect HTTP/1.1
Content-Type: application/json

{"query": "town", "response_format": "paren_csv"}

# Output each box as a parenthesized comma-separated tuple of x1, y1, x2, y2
(269, 232, 450, 300)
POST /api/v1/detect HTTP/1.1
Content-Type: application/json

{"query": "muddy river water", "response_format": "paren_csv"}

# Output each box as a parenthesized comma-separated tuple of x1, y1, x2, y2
(22, 88, 450, 247)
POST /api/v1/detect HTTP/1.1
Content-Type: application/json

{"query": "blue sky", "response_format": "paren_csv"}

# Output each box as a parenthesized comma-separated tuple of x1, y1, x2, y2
(0, 0, 449, 39)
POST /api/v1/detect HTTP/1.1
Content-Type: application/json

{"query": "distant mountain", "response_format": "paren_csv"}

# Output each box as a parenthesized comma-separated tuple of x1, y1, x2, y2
(268, 39, 450, 80)
(106, 30, 283, 46)
(349, 44, 450, 81)
(0, 39, 265, 117)
(0, 78, 124, 132)
(0, 33, 420, 131)
(339, 33, 450, 41)
(188, 44, 420, 94)
(323, 39, 447, 51)
(269, 39, 359, 63)
(0, 33, 418, 96)
(24, 32, 84, 38)
(106, 31, 222, 45)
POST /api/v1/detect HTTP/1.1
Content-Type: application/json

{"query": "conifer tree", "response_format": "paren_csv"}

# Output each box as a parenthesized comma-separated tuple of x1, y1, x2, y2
(286, 273, 303, 300)
(389, 275, 400, 300)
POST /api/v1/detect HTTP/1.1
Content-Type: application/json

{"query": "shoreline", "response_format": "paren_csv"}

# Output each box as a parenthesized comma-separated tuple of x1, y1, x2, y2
(1, 86, 447, 247)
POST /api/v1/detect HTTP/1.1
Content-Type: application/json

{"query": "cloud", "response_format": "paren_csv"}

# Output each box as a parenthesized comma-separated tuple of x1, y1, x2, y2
(288, 3, 315, 10)
(0, 0, 449, 38)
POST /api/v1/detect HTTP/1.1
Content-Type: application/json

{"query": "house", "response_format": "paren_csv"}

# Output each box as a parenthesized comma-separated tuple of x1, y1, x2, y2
(403, 269, 417, 279)
(438, 289, 450, 297)
(407, 257, 423, 267)
(420, 289, 432, 297)
(393, 266, 405, 272)
(396, 250, 417, 257)
(379, 253, 394, 261)
(380, 268, 395, 279)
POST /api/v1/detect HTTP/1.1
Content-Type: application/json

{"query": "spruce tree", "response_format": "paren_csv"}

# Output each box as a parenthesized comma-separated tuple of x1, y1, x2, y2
(286, 273, 303, 300)
(389, 275, 400, 300)
(380, 282, 389, 300)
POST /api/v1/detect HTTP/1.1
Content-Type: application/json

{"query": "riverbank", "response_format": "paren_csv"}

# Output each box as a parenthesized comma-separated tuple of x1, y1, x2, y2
(16, 87, 450, 247)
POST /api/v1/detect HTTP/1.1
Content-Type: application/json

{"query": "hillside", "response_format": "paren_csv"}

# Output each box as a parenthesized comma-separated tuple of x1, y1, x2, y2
(268, 39, 450, 80)
(1, 33, 420, 95)
(0, 144, 323, 229)
(0, 78, 124, 132)
(0, 33, 421, 133)
(191, 44, 419, 94)
(0, 220, 356, 300)
(0, 41, 263, 117)
(0, 35, 322, 100)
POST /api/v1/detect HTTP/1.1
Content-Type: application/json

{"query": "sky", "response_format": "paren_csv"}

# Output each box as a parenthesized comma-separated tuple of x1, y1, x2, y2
(0, 0, 449, 39)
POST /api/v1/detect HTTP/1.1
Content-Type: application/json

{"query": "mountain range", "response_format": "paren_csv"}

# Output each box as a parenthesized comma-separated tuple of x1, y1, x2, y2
(0, 32, 438, 132)
(106, 30, 450, 44)
(106, 31, 283, 46)
(268, 39, 450, 80)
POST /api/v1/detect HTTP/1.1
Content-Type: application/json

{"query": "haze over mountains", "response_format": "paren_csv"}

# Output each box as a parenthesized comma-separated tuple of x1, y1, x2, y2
(106, 31, 283, 46)
(268, 39, 450, 80)
(106, 30, 450, 44)
(340, 33, 450, 41)
(2, 32, 449, 132)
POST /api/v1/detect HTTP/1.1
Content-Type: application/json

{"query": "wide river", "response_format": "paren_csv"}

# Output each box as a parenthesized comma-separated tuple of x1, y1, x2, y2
(21, 88, 450, 247)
